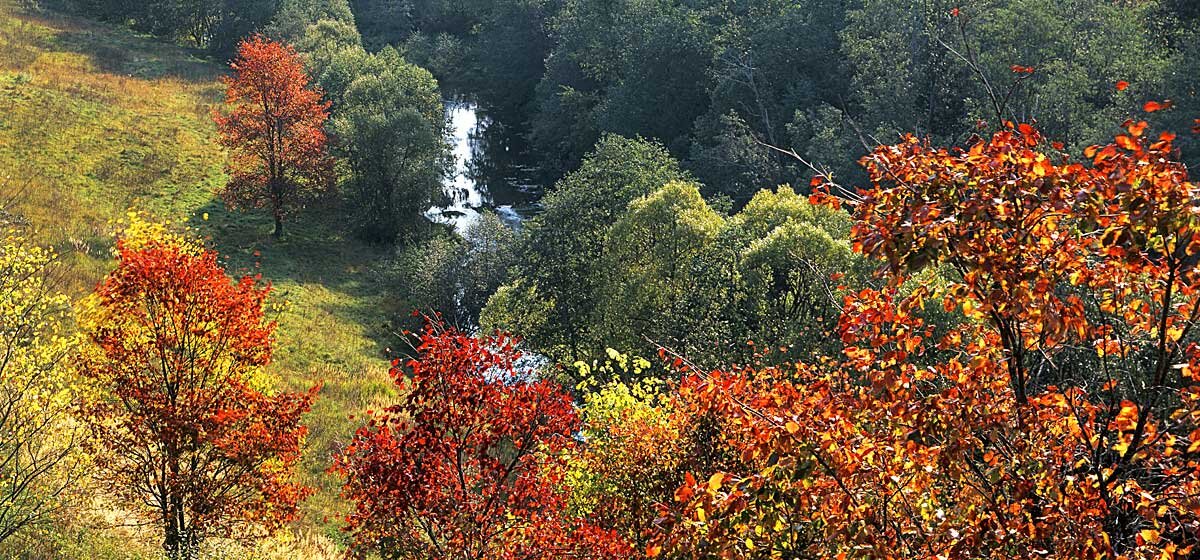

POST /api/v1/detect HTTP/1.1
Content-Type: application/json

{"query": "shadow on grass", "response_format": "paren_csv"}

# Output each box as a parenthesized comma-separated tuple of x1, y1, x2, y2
(192, 198, 406, 353)
(188, 198, 420, 533)
(15, 2, 223, 86)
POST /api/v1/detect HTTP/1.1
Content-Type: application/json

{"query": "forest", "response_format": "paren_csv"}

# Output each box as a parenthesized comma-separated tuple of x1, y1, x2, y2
(3, 0, 1200, 558)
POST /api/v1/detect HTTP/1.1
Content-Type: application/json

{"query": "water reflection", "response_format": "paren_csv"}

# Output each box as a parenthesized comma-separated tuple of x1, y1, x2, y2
(425, 100, 543, 235)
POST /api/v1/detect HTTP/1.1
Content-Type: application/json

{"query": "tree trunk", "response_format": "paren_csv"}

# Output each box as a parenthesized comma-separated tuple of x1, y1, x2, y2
(270, 177, 284, 239)
(163, 514, 197, 560)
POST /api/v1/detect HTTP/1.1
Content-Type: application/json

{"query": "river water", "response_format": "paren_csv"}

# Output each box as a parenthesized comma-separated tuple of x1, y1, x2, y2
(425, 101, 543, 235)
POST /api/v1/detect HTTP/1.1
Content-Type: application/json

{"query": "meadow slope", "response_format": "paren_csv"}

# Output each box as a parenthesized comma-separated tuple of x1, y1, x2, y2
(0, 1, 404, 556)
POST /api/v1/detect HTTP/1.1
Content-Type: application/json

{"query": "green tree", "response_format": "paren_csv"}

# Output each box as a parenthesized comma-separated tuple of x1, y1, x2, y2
(484, 135, 687, 364)
(395, 211, 520, 329)
(77, 0, 276, 56)
(350, 0, 419, 49)
(331, 47, 450, 243)
(460, 212, 518, 324)
(596, 181, 724, 361)
(267, 0, 356, 43)
(594, 2, 712, 155)
(687, 111, 777, 203)
(469, 0, 555, 118)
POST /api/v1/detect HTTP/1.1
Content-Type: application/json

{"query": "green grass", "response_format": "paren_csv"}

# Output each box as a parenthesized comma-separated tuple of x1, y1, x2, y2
(0, 2, 404, 556)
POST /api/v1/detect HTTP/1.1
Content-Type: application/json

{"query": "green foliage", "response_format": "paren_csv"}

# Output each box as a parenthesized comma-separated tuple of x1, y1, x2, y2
(329, 46, 449, 243)
(493, 135, 688, 365)
(837, 0, 1176, 163)
(399, 31, 470, 88)
(392, 212, 517, 328)
(459, 212, 518, 323)
(738, 219, 858, 359)
(348, 0, 416, 50)
(291, 18, 361, 76)
(493, 174, 872, 375)
(597, 181, 724, 358)
(479, 278, 551, 340)
(76, 0, 277, 56)
(737, 184, 850, 241)
(687, 111, 777, 203)
(468, 0, 554, 116)
(592, 1, 712, 155)
(267, 0, 355, 44)
(392, 232, 462, 324)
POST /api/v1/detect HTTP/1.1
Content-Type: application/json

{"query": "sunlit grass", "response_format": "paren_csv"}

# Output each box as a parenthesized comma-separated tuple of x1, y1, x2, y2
(0, 1, 404, 556)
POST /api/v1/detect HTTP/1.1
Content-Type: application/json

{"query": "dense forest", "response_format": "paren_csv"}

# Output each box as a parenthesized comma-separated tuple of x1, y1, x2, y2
(4, 0, 1200, 558)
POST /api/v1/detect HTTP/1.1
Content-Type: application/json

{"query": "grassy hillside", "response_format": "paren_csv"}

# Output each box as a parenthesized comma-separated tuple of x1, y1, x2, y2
(0, 1, 404, 556)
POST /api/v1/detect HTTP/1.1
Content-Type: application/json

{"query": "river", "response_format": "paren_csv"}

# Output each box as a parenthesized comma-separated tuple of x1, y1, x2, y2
(425, 101, 543, 235)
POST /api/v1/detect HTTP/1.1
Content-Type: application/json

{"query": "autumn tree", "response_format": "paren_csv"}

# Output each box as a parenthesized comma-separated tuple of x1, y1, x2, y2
(214, 35, 334, 239)
(80, 219, 316, 560)
(333, 321, 631, 559)
(659, 116, 1200, 558)
(565, 353, 720, 559)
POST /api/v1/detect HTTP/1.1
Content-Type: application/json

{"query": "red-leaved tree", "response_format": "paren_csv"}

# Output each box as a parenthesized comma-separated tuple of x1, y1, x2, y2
(81, 231, 316, 560)
(655, 115, 1200, 559)
(214, 35, 334, 238)
(333, 321, 632, 559)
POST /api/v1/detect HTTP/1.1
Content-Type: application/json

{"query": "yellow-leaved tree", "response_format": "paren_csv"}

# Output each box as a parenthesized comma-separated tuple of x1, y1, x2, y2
(0, 219, 85, 546)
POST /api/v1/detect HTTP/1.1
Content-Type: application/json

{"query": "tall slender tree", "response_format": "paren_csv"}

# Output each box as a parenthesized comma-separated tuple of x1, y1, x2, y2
(215, 35, 335, 239)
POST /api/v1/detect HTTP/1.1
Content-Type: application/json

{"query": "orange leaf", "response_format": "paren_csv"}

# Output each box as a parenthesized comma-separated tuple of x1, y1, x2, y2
(1115, 80, 1129, 91)
(1033, 158, 1053, 177)
(1144, 100, 1172, 112)
(1115, 135, 1138, 151)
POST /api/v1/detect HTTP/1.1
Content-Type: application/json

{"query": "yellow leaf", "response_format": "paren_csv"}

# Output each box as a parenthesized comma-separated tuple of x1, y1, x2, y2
(1140, 528, 1160, 544)
(1168, 325, 1184, 342)
(785, 421, 800, 434)
(963, 299, 978, 316)
(708, 472, 724, 493)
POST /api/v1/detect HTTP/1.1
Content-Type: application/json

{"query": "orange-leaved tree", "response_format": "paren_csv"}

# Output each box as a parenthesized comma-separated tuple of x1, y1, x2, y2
(80, 220, 317, 560)
(214, 35, 334, 238)
(333, 320, 632, 559)
(658, 116, 1200, 558)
